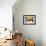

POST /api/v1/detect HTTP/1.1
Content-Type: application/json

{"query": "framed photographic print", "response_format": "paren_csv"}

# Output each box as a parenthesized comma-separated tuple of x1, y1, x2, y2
(23, 15, 36, 25)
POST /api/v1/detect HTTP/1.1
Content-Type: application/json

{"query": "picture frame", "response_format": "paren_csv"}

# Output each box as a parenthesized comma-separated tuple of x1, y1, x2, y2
(23, 15, 36, 25)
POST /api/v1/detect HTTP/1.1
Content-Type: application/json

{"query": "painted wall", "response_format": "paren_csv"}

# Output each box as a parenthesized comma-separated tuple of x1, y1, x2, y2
(13, 0, 41, 46)
(0, 0, 17, 39)
(41, 0, 46, 46)
(0, 0, 16, 29)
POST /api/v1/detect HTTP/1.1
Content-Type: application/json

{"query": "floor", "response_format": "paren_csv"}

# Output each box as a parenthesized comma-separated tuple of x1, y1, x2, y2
(0, 39, 16, 46)
(0, 33, 23, 46)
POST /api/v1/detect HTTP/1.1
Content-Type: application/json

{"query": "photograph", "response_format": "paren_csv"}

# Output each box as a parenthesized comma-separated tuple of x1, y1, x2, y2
(23, 15, 36, 25)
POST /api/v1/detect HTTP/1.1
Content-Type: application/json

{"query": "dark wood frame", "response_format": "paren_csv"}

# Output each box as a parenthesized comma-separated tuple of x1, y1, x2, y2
(23, 15, 36, 25)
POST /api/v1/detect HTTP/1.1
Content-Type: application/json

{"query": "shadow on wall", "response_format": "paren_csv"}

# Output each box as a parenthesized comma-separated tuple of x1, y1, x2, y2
(12, 0, 41, 46)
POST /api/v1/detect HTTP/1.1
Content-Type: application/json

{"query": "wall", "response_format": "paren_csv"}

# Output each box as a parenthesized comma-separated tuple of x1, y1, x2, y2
(41, 0, 46, 46)
(0, 0, 16, 30)
(13, 0, 41, 46)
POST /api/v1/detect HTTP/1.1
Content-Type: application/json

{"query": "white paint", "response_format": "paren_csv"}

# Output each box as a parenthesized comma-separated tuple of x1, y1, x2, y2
(0, 0, 16, 39)
(0, 0, 16, 29)
(13, 0, 46, 46)
(41, 0, 46, 46)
